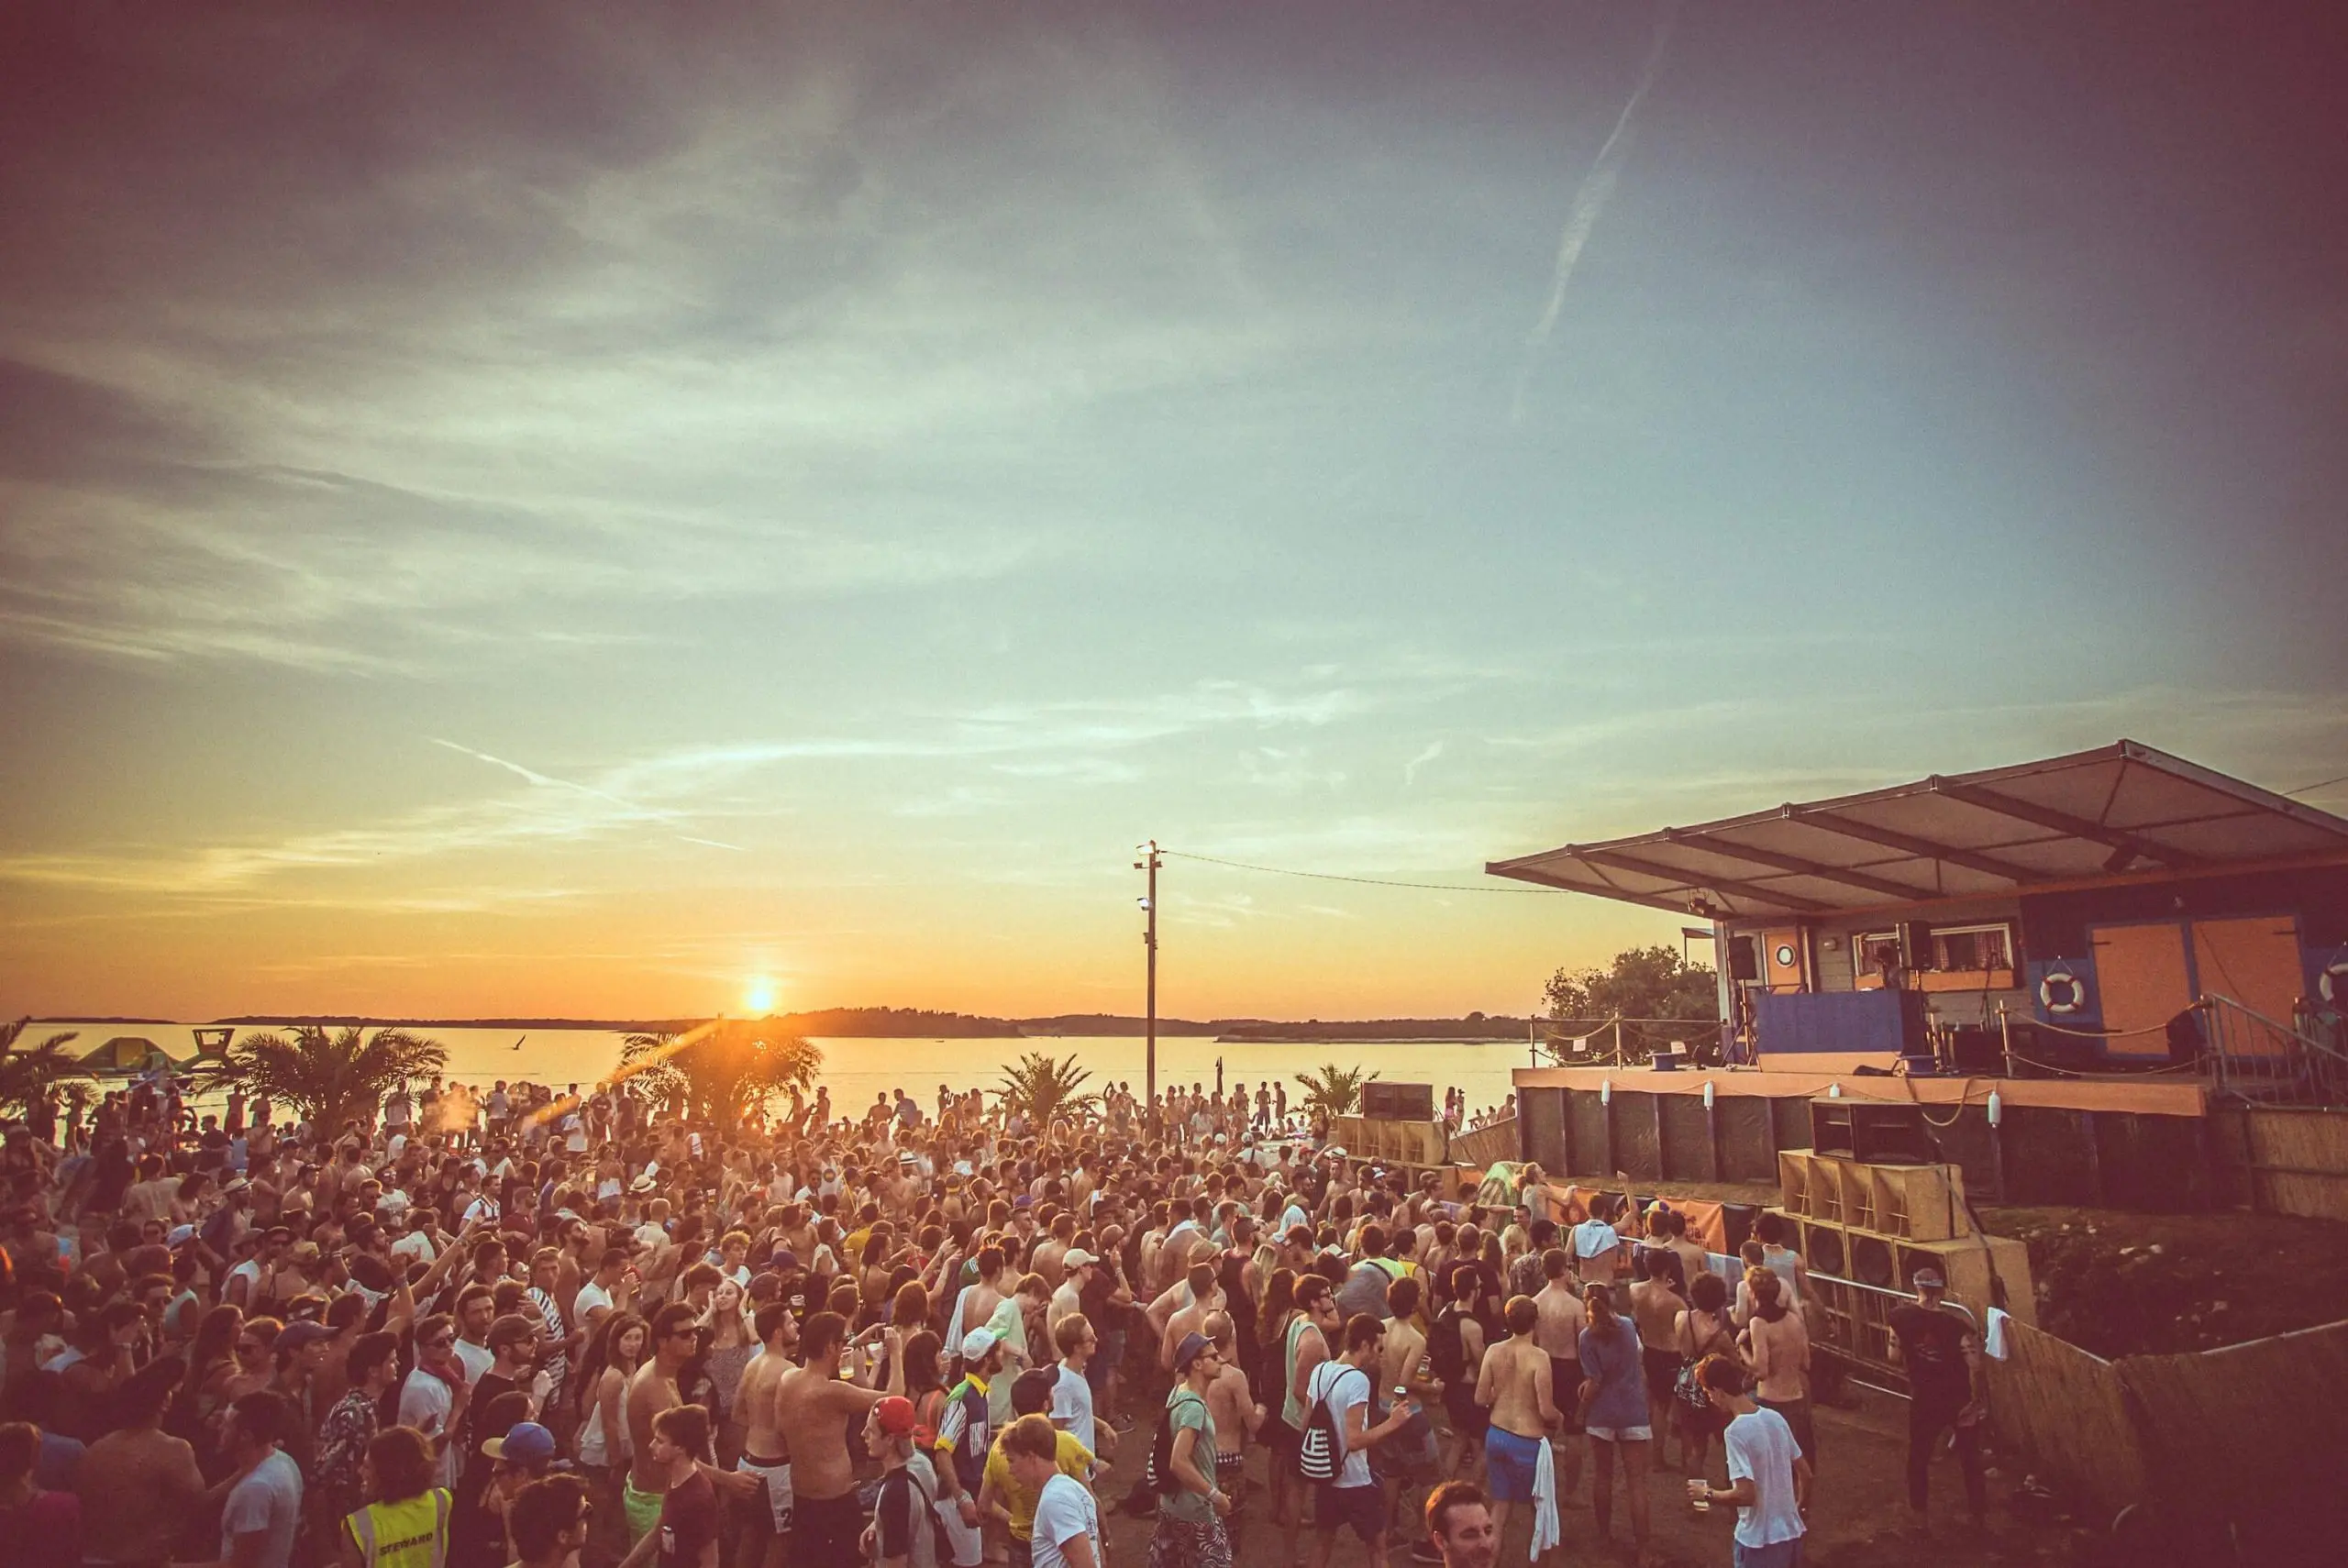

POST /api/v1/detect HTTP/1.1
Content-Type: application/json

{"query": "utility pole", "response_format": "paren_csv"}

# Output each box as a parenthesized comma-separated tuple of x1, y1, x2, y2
(1136, 840, 1160, 1138)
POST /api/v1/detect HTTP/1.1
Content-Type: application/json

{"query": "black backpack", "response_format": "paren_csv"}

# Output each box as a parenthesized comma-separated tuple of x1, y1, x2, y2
(1145, 1390, 1206, 1495)
(1428, 1305, 1467, 1387)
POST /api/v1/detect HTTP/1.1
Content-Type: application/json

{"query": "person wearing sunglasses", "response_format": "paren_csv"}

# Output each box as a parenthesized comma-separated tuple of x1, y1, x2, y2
(399, 1313, 475, 1490)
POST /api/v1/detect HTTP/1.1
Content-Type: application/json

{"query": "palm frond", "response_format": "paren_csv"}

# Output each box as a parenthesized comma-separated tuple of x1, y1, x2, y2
(621, 1022, 823, 1125)
(1293, 1062, 1379, 1116)
(992, 1051, 1098, 1129)
(218, 1024, 448, 1134)
(0, 1029, 83, 1113)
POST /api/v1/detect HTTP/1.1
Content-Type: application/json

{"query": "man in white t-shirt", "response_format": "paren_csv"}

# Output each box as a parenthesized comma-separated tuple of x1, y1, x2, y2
(398, 1313, 472, 1488)
(1003, 1415, 1101, 1568)
(221, 1232, 268, 1312)
(1307, 1313, 1420, 1567)
(389, 1211, 437, 1267)
(1689, 1354, 1809, 1568)
(570, 1245, 632, 1337)
(216, 1390, 305, 1568)
(1047, 1312, 1113, 1460)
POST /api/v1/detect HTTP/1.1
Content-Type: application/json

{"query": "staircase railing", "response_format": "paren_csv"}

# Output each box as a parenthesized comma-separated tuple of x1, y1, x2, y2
(2197, 993, 2348, 1107)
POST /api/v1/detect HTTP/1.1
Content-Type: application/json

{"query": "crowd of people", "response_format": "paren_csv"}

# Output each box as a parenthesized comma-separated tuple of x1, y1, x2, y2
(0, 1060, 1988, 1568)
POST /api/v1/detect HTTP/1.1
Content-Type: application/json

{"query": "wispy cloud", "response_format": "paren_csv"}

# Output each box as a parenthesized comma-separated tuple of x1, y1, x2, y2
(0, 677, 1395, 899)
(1511, 0, 1681, 423)
(1402, 741, 1445, 786)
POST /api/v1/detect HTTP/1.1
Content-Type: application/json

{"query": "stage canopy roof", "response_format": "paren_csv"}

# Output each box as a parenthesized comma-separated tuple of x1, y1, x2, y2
(1485, 740, 2348, 921)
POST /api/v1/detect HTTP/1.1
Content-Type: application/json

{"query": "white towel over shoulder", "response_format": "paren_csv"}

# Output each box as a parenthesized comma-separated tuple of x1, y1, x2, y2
(1529, 1437, 1561, 1558)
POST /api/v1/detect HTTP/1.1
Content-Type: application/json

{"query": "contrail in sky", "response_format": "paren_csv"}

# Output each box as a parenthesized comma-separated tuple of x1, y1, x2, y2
(429, 737, 746, 852)
(1512, 0, 1681, 424)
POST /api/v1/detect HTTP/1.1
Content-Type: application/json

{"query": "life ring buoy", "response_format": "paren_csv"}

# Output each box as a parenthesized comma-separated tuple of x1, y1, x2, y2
(2321, 959, 2348, 1005)
(2040, 969, 2086, 1014)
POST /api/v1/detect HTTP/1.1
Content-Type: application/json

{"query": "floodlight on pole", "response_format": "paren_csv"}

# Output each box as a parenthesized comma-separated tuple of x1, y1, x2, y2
(1136, 841, 1161, 1137)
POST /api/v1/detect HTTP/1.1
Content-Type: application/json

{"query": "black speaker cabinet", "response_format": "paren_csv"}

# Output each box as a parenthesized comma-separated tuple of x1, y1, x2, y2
(1360, 1082, 1434, 1121)
(1728, 934, 1761, 982)
(1811, 1100, 1935, 1165)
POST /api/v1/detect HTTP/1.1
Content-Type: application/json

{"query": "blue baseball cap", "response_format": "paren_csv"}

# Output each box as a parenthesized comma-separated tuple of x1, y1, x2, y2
(483, 1421, 555, 1464)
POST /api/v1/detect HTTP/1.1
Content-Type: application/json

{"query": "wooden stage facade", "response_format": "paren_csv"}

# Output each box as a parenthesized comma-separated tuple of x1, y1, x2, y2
(1512, 1064, 2231, 1210)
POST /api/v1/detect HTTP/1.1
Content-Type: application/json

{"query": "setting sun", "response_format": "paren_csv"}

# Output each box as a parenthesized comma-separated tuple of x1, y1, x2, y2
(744, 978, 776, 1015)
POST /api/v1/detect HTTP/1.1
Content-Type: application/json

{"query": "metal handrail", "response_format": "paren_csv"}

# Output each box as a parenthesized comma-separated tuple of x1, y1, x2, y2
(2199, 992, 2348, 1061)
(2198, 992, 2348, 1107)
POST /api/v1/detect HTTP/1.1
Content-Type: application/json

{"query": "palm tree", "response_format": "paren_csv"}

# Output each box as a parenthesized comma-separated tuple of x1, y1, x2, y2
(993, 1051, 1097, 1130)
(1294, 1062, 1379, 1117)
(618, 1020, 821, 1127)
(218, 1024, 448, 1138)
(0, 1019, 82, 1117)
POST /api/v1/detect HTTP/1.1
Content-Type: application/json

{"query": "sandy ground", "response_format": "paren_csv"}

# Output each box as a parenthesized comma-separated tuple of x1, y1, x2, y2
(1083, 1382, 2099, 1568)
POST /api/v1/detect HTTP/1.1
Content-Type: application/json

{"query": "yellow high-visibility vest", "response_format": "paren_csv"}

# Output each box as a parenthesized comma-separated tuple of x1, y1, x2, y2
(343, 1488, 452, 1568)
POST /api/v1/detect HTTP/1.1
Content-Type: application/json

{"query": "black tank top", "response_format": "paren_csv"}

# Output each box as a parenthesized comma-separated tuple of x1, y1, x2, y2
(1218, 1249, 1256, 1355)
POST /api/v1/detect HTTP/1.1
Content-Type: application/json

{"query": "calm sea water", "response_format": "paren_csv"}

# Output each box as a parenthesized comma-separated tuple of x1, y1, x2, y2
(24, 1022, 1531, 1121)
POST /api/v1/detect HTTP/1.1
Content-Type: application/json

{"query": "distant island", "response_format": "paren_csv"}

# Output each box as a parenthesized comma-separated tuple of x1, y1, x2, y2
(1017, 1014, 1227, 1037)
(208, 1007, 1023, 1037)
(1216, 1015, 1536, 1043)
(136, 1006, 1537, 1041)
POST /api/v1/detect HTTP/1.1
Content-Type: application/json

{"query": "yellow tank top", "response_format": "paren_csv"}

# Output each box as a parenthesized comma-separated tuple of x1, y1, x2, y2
(345, 1488, 451, 1568)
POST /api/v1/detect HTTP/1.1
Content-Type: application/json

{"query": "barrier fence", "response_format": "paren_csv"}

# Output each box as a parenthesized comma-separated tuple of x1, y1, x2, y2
(1448, 1116, 1520, 1169)
(1987, 1316, 2348, 1560)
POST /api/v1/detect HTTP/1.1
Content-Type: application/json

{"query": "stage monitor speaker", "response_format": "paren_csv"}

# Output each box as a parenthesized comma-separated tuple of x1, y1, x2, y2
(1728, 934, 1761, 982)
(1360, 1082, 1434, 1121)
(1946, 1026, 2004, 1075)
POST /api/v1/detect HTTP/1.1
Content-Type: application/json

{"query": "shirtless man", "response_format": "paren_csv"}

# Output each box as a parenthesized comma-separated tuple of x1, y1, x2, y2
(1031, 1213, 1074, 1289)
(1157, 1261, 1224, 1371)
(625, 1302, 703, 1548)
(1473, 1297, 1559, 1562)
(1530, 1251, 1587, 1501)
(1201, 1310, 1264, 1538)
(733, 1301, 801, 1568)
(950, 1246, 1009, 1354)
(774, 1311, 904, 1568)
(1376, 1279, 1439, 1551)
(1627, 1253, 1689, 1456)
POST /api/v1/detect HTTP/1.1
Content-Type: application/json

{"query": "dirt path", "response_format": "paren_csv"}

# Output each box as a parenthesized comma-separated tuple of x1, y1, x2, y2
(1089, 1382, 2095, 1568)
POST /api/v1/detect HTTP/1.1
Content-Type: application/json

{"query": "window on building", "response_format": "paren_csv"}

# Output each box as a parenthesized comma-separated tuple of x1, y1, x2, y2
(1930, 922, 2012, 973)
(1856, 931, 1902, 978)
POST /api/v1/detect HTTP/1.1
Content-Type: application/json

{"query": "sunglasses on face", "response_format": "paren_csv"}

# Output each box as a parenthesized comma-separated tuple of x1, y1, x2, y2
(423, 1335, 456, 1350)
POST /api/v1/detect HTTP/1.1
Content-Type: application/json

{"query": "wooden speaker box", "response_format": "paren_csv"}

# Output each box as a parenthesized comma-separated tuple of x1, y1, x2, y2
(1768, 1209, 2033, 1327)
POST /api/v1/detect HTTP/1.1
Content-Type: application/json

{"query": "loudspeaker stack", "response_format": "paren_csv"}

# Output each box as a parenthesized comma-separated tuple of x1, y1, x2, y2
(1771, 1151, 2034, 1330)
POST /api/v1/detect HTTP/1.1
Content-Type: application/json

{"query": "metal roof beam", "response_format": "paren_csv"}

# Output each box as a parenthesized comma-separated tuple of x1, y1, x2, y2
(1571, 846, 1838, 915)
(1482, 862, 1722, 917)
(1931, 778, 2198, 870)
(1789, 808, 2048, 884)
(1663, 829, 1938, 901)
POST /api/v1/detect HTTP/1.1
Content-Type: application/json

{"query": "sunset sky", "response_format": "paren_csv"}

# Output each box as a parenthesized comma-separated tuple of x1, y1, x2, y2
(4, 3, 2344, 1023)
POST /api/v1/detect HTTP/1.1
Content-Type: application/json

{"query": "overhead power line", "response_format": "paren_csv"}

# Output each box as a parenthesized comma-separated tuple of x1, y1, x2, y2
(1159, 847, 1547, 894)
